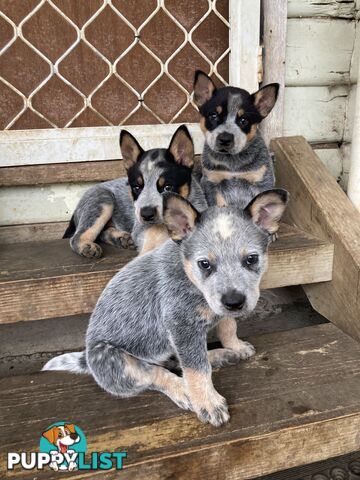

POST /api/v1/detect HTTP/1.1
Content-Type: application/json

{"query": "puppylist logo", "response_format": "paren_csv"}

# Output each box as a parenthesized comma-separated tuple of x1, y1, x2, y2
(7, 422, 127, 472)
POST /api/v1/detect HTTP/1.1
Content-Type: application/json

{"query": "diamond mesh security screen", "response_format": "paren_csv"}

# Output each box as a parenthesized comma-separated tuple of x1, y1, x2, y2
(0, 0, 229, 130)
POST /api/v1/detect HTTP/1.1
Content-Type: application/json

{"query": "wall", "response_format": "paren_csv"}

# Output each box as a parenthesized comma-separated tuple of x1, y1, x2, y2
(283, 0, 358, 188)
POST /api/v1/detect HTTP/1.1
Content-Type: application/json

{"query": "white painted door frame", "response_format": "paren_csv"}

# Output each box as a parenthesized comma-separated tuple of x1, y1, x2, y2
(0, 0, 261, 168)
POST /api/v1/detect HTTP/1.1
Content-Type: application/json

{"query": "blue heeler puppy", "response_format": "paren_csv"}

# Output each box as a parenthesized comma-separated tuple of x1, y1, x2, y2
(194, 70, 279, 210)
(43, 189, 288, 427)
(64, 125, 207, 257)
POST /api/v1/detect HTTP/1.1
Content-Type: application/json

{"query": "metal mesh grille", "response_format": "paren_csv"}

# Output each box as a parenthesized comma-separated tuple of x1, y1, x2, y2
(0, 0, 229, 129)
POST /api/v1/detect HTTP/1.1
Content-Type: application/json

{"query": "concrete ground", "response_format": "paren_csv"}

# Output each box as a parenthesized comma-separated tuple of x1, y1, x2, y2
(0, 286, 326, 377)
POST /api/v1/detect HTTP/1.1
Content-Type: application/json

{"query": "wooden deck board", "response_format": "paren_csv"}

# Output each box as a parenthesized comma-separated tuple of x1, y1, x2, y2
(1, 324, 360, 479)
(0, 224, 334, 324)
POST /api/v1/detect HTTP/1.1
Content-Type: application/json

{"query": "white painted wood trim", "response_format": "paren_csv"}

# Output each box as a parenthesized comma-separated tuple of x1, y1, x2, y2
(0, 123, 204, 167)
(229, 0, 260, 92)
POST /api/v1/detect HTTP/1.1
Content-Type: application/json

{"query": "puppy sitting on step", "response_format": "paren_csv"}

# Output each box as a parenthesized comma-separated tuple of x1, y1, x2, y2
(43, 189, 288, 427)
(194, 71, 279, 213)
(64, 125, 207, 257)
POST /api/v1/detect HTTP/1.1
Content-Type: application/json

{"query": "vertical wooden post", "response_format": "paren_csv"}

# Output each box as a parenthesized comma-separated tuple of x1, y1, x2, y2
(260, 0, 288, 146)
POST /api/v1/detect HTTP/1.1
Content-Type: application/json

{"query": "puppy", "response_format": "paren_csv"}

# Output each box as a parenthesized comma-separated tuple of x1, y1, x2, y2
(64, 125, 207, 257)
(194, 70, 279, 211)
(43, 189, 288, 427)
(42, 424, 79, 471)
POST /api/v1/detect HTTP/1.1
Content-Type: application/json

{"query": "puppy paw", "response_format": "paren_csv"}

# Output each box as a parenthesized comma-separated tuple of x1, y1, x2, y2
(80, 242, 103, 258)
(115, 231, 135, 249)
(234, 340, 256, 360)
(208, 348, 243, 369)
(196, 394, 230, 427)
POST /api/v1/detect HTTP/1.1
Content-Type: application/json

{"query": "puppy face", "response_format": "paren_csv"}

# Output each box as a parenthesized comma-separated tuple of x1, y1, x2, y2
(194, 71, 279, 155)
(42, 424, 80, 453)
(120, 126, 194, 225)
(163, 190, 288, 317)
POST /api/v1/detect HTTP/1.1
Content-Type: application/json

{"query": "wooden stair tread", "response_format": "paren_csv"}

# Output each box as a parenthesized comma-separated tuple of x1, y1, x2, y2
(1, 323, 360, 479)
(0, 223, 334, 324)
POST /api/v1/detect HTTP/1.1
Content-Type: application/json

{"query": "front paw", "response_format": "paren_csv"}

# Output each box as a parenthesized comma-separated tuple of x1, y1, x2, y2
(197, 394, 230, 427)
(113, 231, 135, 249)
(234, 340, 256, 360)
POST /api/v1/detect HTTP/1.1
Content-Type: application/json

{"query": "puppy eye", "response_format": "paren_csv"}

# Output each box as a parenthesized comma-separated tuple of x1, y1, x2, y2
(58, 432, 63, 438)
(198, 259, 212, 271)
(246, 254, 259, 266)
(239, 117, 249, 128)
(163, 185, 173, 192)
(132, 185, 142, 193)
(209, 112, 218, 121)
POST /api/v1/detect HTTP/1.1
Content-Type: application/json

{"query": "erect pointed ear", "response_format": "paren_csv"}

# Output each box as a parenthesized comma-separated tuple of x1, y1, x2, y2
(245, 189, 289, 234)
(251, 83, 279, 119)
(42, 427, 57, 445)
(168, 125, 194, 168)
(119, 130, 144, 170)
(193, 70, 216, 107)
(163, 193, 200, 243)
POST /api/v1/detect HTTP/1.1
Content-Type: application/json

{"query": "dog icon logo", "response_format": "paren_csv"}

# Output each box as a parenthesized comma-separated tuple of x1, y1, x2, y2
(40, 422, 86, 471)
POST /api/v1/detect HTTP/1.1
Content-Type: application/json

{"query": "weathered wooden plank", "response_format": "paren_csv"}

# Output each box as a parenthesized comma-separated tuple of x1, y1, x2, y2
(283, 86, 348, 142)
(0, 124, 204, 167)
(0, 224, 333, 323)
(0, 183, 96, 226)
(288, 0, 356, 18)
(272, 136, 360, 341)
(313, 147, 343, 181)
(1, 324, 360, 479)
(0, 221, 68, 244)
(260, 0, 287, 145)
(0, 160, 125, 186)
(286, 18, 354, 86)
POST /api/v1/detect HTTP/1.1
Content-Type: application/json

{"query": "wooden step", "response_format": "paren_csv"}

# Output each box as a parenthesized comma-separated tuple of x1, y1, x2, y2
(0, 223, 334, 324)
(1, 323, 360, 479)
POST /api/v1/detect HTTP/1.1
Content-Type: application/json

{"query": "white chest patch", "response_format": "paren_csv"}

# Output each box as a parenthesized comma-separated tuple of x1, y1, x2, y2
(212, 214, 235, 239)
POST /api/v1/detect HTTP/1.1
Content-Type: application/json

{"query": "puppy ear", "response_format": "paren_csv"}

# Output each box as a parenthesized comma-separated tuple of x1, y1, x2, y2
(163, 193, 199, 243)
(245, 189, 288, 234)
(251, 83, 279, 119)
(65, 423, 76, 434)
(193, 70, 216, 107)
(120, 130, 144, 170)
(168, 125, 194, 168)
(42, 427, 57, 445)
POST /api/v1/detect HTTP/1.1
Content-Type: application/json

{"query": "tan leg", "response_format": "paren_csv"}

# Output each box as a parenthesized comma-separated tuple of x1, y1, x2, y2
(139, 225, 170, 255)
(72, 204, 113, 258)
(216, 317, 256, 360)
(183, 367, 229, 426)
(99, 227, 135, 249)
(151, 366, 192, 411)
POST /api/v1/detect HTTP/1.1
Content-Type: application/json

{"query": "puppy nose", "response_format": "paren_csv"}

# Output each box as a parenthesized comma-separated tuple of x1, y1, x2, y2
(217, 132, 234, 147)
(70, 433, 78, 440)
(221, 291, 246, 311)
(140, 206, 157, 221)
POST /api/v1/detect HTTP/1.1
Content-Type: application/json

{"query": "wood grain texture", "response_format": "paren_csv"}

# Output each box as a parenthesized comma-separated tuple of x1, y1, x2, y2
(261, 0, 287, 145)
(0, 221, 68, 244)
(0, 160, 125, 186)
(271, 136, 360, 341)
(1, 324, 360, 479)
(286, 18, 354, 86)
(288, 0, 356, 18)
(0, 224, 333, 323)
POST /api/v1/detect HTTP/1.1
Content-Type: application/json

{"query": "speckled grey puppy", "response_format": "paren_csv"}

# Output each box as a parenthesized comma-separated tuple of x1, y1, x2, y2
(43, 189, 288, 427)
(64, 125, 207, 258)
(194, 70, 279, 210)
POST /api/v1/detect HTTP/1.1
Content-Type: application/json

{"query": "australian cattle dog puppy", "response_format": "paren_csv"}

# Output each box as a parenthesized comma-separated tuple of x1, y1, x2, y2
(64, 125, 207, 257)
(43, 189, 288, 427)
(194, 70, 279, 213)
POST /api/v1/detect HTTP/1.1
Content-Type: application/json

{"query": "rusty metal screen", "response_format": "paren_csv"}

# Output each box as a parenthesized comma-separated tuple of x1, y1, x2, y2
(0, 0, 229, 130)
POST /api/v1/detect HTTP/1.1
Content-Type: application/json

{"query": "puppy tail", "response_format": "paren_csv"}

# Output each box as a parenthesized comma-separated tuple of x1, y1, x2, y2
(63, 214, 76, 239)
(42, 351, 89, 374)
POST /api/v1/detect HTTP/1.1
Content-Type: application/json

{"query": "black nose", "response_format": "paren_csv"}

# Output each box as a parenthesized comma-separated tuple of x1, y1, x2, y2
(221, 291, 246, 311)
(70, 433, 78, 441)
(217, 132, 234, 147)
(140, 206, 157, 221)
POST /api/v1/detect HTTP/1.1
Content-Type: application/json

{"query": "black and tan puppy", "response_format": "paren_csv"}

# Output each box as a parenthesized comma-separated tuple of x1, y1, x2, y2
(194, 70, 279, 216)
